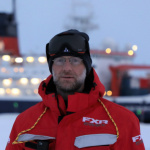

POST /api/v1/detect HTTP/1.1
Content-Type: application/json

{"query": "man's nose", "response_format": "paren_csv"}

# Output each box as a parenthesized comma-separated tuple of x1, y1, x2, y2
(62, 60, 72, 70)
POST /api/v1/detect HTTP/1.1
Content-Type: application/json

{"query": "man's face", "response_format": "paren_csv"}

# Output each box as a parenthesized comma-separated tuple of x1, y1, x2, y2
(52, 56, 86, 93)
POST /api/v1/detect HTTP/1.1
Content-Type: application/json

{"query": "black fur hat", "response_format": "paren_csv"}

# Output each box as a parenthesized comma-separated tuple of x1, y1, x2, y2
(46, 29, 92, 75)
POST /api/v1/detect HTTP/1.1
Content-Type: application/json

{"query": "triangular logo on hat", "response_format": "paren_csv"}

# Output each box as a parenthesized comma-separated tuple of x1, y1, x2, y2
(64, 47, 69, 52)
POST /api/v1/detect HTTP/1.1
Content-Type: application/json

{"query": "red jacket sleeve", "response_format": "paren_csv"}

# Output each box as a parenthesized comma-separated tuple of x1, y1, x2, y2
(113, 113, 145, 150)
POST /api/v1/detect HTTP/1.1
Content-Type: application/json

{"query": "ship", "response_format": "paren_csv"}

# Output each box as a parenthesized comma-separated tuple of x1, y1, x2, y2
(0, 0, 150, 123)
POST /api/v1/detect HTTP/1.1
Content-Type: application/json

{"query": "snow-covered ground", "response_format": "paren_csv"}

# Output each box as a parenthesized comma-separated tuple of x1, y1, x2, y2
(0, 113, 150, 150)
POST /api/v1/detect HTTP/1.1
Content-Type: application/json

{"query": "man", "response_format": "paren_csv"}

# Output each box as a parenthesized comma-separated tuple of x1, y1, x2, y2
(6, 29, 145, 150)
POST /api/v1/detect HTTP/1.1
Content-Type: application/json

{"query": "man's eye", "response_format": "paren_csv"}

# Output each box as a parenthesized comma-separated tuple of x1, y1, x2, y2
(72, 58, 79, 62)
(57, 59, 64, 62)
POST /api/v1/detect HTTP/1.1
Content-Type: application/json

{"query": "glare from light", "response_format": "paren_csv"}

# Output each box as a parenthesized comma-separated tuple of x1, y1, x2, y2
(38, 56, 47, 63)
(13, 68, 19, 72)
(105, 48, 111, 54)
(34, 89, 38, 94)
(19, 78, 28, 85)
(107, 90, 112, 96)
(26, 56, 34, 63)
(1, 67, 6, 72)
(132, 45, 138, 51)
(2, 55, 10, 61)
(128, 50, 134, 56)
(15, 57, 23, 63)
(11, 88, 21, 96)
(0, 88, 5, 95)
(2, 79, 12, 86)
(31, 78, 41, 85)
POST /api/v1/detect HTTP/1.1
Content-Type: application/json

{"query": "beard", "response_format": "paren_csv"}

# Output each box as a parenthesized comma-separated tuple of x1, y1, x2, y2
(52, 69, 86, 94)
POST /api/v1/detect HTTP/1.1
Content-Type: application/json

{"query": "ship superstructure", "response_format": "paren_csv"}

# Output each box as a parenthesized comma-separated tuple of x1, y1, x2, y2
(0, 0, 19, 56)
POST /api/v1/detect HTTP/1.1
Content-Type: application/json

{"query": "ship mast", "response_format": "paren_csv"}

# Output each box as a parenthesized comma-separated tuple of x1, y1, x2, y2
(64, 0, 98, 33)
(12, 0, 16, 24)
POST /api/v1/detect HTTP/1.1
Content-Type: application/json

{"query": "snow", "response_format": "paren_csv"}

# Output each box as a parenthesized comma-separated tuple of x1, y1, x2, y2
(140, 123, 150, 150)
(0, 114, 150, 150)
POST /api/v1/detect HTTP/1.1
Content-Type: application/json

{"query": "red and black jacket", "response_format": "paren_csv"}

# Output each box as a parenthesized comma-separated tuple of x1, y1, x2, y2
(6, 69, 145, 150)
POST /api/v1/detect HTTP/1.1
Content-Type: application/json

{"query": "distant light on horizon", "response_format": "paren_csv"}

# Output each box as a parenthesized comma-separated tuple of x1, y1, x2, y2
(0, 88, 5, 95)
(38, 56, 47, 63)
(128, 50, 134, 56)
(19, 78, 28, 85)
(2, 55, 10, 61)
(107, 90, 112, 96)
(15, 57, 23, 63)
(31, 78, 41, 85)
(132, 45, 138, 51)
(2, 79, 12, 86)
(26, 56, 34, 63)
(11, 88, 21, 96)
(105, 48, 111, 54)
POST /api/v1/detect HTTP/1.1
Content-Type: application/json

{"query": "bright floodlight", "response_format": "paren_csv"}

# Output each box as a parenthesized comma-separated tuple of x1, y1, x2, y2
(107, 90, 112, 96)
(19, 78, 28, 85)
(2, 55, 10, 61)
(132, 45, 138, 51)
(11, 88, 21, 96)
(26, 56, 34, 63)
(2, 79, 12, 86)
(15, 57, 23, 63)
(38, 56, 47, 63)
(105, 48, 111, 54)
(128, 50, 134, 56)
(31, 78, 41, 85)
(0, 88, 5, 95)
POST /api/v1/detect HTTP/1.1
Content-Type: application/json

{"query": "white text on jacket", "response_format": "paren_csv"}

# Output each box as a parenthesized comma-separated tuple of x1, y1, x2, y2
(83, 117, 108, 124)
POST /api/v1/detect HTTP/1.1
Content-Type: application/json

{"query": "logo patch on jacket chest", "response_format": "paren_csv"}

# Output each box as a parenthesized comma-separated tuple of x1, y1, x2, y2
(82, 117, 108, 127)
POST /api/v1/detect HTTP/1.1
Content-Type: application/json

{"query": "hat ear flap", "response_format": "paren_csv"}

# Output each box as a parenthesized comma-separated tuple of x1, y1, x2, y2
(46, 43, 52, 73)
(46, 43, 50, 63)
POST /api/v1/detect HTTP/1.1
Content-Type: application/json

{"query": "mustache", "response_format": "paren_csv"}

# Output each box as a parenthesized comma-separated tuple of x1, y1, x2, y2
(60, 71, 75, 76)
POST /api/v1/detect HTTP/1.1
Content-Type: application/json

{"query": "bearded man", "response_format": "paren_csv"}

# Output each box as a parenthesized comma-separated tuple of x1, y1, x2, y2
(6, 29, 145, 150)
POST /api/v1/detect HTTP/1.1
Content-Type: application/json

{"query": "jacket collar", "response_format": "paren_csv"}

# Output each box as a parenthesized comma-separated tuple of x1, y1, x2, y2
(38, 68, 105, 113)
